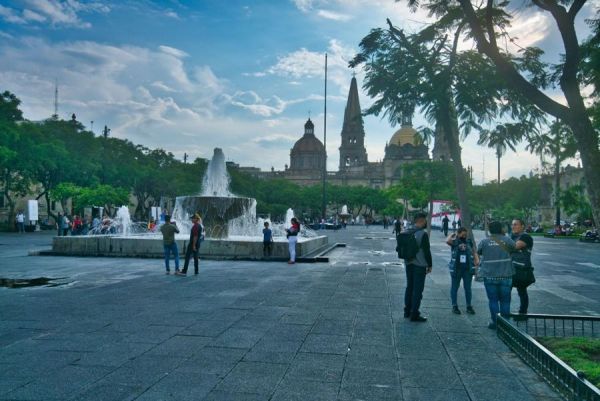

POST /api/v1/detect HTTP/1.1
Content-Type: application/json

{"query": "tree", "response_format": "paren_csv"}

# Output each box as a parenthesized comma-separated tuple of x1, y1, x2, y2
(350, 10, 539, 238)
(435, 0, 600, 227)
(398, 160, 457, 235)
(477, 123, 525, 185)
(0, 121, 33, 228)
(526, 121, 578, 226)
(0, 91, 23, 122)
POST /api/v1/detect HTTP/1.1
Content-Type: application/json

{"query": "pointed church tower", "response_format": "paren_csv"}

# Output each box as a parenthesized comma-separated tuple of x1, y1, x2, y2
(339, 77, 368, 170)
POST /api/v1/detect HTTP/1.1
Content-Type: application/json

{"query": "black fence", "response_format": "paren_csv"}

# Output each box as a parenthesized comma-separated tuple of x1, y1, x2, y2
(497, 314, 600, 401)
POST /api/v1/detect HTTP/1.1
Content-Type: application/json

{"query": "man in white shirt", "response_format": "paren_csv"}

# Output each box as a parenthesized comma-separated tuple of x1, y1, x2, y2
(16, 210, 25, 233)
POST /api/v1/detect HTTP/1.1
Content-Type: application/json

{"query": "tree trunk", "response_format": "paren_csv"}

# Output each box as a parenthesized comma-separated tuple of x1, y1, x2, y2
(570, 120, 600, 227)
(554, 159, 561, 227)
(497, 153, 501, 185)
(438, 99, 475, 243)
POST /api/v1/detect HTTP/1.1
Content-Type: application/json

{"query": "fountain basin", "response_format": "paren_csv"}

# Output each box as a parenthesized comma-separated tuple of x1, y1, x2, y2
(51, 235, 328, 260)
(174, 195, 255, 239)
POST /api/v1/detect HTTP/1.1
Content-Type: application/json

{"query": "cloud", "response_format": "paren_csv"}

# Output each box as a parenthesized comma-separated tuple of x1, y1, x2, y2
(227, 91, 323, 117)
(291, 0, 314, 12)
(253, 133, 297, 149)
(158, 45, 189, 59)
(316, 9, 352, 21)
(0, 5, 27, 24)
(0, 0, 110, 28)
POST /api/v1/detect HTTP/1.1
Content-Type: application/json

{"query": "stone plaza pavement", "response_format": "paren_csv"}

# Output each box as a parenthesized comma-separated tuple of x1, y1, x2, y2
(2, 226, 598, 400)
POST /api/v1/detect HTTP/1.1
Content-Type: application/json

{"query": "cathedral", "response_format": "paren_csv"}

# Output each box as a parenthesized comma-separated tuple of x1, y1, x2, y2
(244, 76, 450, 188)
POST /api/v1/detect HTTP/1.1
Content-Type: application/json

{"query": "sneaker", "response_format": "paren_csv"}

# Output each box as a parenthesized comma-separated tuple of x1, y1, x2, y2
(410, 315, 427, 322)
(452, 306, 461, 315)
(466, 306, 475, 315)
(165, 271, 170, 275)
(288, 261, 295, 264)
(487, 322, 497, 330)
(175, 271, 186, 276)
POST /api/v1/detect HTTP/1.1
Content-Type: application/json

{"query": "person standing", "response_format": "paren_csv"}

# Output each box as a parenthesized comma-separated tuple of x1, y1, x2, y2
(393, 217, 402, 237)
(56, 213, 63, 236)
(178, 214, 203, 276)
(442, 214, 450, 236)
(160, 215, 180, 275)
(63, 215, 71, 236)
(286, 217, 300, 264)
(16, 210, 25, 233)
(511, 219, 534, 314)
(446, 228, 479, 315)
(404, 213, 433, 322)
(477, 221, 516, 329)
(263, 221, 273, 258)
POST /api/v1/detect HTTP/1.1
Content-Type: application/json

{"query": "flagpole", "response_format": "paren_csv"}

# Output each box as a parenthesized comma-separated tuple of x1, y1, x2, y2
(322, 53, 328, 221)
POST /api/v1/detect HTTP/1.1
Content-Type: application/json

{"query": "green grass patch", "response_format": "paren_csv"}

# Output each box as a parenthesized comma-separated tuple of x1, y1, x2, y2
(537, 337, 600, 388)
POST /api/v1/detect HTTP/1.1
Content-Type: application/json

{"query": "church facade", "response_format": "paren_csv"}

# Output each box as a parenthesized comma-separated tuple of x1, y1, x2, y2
(243, 77, 449, 189)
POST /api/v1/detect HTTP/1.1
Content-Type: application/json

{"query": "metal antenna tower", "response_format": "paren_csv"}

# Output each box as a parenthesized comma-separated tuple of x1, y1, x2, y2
(52, 79, 59, 119)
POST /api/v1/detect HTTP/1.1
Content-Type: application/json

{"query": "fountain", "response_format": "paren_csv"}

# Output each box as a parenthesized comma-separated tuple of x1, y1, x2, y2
(50, 147, 328, 260)
(172, 148, 255, 239)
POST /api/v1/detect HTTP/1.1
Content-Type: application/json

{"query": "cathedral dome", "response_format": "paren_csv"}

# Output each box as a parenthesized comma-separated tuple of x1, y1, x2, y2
(390, 124, 418, 146)
(289, 118, 326, 172)
(292, 133, 325, 153)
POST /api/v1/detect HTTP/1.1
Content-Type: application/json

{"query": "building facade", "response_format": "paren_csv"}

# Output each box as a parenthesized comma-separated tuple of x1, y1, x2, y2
(244, 76, 431, 189)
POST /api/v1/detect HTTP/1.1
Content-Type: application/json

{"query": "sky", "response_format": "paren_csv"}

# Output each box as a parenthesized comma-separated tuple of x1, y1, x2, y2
(0, 0, 597, 184)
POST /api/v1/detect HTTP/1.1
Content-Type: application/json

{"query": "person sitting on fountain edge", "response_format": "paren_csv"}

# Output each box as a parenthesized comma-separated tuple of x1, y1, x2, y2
(286, 217, 300, 264)
(177, 214, 203, 276)
(160, 215, 180, 275)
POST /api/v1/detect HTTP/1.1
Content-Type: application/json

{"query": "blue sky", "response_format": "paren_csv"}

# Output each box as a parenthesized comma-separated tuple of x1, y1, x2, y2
(0, 0, 597, 184)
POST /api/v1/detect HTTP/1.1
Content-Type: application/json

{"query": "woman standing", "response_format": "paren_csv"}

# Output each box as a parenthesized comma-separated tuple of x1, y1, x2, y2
(286, 217, 300, 264)
(477, 221, 516, 329)
(446, 227, 479, 315)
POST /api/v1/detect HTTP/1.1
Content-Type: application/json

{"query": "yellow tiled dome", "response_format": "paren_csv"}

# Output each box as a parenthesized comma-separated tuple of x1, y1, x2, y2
(390, 125, 418, 146)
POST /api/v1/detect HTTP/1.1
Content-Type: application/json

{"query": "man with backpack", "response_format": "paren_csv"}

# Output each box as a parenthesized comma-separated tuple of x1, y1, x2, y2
(397, 212, 433, 322)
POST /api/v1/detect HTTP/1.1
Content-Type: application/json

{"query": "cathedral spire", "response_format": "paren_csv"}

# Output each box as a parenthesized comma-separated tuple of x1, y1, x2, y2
(342, 76, 363, 129)
(339, 76, 368, 170)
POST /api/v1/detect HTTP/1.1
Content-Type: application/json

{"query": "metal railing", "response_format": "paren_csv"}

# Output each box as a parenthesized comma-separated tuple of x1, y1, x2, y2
(510, 314, 600, 338)
(497, 314, 600, 401)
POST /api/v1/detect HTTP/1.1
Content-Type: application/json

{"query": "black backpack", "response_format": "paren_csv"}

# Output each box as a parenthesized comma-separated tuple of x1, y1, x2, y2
(396, 229, 420, 260)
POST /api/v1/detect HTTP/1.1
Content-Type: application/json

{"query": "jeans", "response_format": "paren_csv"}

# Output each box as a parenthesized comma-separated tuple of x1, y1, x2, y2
(450, 266, 473, 306)
(263, 241, 272, 257)
(484, 278, 512, 323)
(515, 285, 529, 314)
(163, 243, 180, 271)
(182, 242, 199, 274)
(405, 264, 427, 318)
(288, 236, 297, 262)
(17, 222, 24, 233)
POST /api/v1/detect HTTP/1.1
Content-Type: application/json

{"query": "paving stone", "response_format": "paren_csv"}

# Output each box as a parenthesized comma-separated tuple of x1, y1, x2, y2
(299, 333, 350, 355)
(210, 328, 265, 349)
(5, 364, 113, 400)
(179, 346, 247, 376)
(342, 367, 400, 387)
(284, 353, 345, 382)
(271, 378, 339, 401)
(401, 386, 470, 401)
(134, 372, 220, 401)
(337, 383, 403, 401)
(213, 361, 288, 395)
(145, 335, 212, 357)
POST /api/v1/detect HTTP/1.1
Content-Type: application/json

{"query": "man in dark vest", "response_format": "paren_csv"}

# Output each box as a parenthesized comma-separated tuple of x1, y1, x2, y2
(404, 213, 433, 322)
